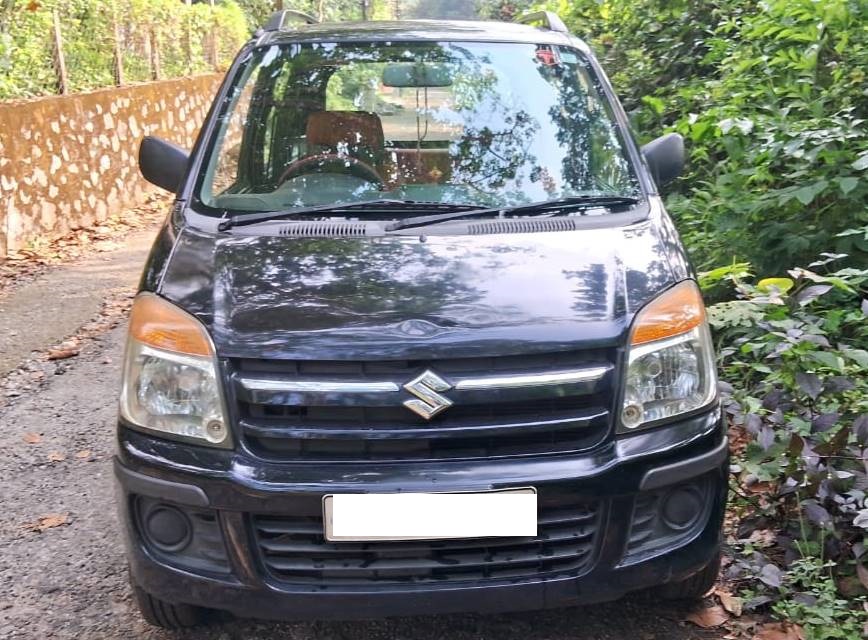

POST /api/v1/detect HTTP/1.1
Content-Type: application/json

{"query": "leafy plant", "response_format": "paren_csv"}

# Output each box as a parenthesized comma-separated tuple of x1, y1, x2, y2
(703, 253, 868, 629)
(710, 257, 867, 537)
(773, 558, 867, 640)
(538, 0, 868, 273)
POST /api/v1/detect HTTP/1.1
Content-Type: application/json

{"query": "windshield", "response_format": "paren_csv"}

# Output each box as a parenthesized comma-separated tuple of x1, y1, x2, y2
(198, 41, 641, 215)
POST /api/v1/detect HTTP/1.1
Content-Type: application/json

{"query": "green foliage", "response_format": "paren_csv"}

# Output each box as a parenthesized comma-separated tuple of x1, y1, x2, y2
(703, 255, 868, 626)
(396, 0, 535, 20)
(541, 0, 868, 274)
(737, 556, 868, 639)
(0, 0, 249, 100)
(708, 256, 867, 533)
(232, 0, 398, 27)
(773, 558, 867, 640)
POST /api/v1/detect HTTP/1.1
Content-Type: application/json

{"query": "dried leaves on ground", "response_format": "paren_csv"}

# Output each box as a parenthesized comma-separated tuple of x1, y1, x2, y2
(686, 604, 730, 628)
(25, 513, 70, 533)
(752, 622, 805, 640)
(46, 344, 80, 360)
(717, 588, 744, 617)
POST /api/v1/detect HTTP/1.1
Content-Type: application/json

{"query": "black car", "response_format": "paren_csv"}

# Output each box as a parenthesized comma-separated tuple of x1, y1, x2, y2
(117, 11, 727, 629)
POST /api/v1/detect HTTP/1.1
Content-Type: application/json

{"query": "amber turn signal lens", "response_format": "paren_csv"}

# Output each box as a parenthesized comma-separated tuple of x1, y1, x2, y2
(630, 280, 706, 346)
(128, 294, 213, 357)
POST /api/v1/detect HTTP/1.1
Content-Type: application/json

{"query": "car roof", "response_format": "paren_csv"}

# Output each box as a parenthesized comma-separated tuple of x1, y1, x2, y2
(259, 19, 589, 52)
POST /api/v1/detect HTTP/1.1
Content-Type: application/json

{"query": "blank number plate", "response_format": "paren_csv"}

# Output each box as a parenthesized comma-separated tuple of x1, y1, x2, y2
(323, 488, 537, 542)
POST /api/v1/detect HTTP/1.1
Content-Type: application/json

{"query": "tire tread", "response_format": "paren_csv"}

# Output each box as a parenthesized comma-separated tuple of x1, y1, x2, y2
(132, 582, 208, 629)
(659, 550, 722, 600)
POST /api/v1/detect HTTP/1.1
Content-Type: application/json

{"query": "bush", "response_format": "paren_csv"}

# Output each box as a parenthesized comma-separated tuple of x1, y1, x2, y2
(703, 249, 868, 631)
(707, 251, 868, 539)
(542, 0, 868, 274)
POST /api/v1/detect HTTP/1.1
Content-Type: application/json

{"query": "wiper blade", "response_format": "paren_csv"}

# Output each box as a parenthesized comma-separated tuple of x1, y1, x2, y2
(218, 199, 480, 231)
(385, 195, 641, 232)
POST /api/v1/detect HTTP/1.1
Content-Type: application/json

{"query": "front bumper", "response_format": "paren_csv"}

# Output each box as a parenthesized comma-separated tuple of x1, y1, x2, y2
(116, 410, 728, 621)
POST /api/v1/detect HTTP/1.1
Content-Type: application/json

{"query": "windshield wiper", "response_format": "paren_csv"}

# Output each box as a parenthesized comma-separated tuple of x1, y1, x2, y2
(384, 195, 641, 232)
(217, 199, 482, 231)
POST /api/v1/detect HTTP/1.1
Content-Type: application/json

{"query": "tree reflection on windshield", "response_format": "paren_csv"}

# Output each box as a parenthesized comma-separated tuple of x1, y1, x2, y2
(200, 41, 641, 214)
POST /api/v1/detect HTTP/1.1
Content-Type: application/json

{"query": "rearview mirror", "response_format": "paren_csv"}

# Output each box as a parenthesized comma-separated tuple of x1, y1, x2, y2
(139, 136, 189, 193)
(641, 133, 684, 188)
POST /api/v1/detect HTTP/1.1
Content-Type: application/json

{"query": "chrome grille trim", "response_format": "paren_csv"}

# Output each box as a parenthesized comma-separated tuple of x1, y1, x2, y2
(237, 365, 610, 395)
(454, 366, 611, 390)
(238, 379, 400, 393)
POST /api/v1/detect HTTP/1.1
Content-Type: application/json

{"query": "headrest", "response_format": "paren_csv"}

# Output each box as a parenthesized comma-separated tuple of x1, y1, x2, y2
(306, 111, 385, 151)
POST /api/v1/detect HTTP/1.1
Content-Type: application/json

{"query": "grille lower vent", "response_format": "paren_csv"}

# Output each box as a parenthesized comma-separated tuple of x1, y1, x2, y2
(253, 495, 601, 585)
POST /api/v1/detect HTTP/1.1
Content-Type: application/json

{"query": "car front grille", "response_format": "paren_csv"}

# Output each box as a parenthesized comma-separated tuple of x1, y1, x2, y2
(228, 349, 616, 462)
(252, 493, 602, 585)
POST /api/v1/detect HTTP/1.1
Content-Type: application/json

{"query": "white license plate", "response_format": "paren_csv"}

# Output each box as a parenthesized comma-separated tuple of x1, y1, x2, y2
(323, 488, 537, 542)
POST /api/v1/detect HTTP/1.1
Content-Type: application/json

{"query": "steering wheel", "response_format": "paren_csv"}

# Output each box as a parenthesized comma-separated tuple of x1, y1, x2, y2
(277, 153, 384, 187)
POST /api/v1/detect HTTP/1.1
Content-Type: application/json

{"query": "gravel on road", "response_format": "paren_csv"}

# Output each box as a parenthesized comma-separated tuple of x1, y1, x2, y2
(0, 237, 720, 640)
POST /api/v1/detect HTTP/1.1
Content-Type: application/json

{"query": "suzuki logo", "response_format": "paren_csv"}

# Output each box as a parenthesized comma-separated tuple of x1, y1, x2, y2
(402, 370, 453, 420)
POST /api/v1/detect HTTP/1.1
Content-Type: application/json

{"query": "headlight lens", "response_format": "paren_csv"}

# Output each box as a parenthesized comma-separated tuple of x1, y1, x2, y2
(619, 282, 717, 433)
(119, 294, 230, 447)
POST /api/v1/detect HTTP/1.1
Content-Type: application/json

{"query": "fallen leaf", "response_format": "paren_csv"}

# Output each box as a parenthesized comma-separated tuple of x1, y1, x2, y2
(26, 513, 69, 532)
(717, 589, 743, 616)
(47, 348, 79, 361)
(745, 529, 777, 547)
(686, 604, 729, 628)
(22, 432, 42, 444)
(47, 451, 66, 462)
(745, 480, 777, 495)
(753, 622, 805, 640)
(75, 450, 92, 459)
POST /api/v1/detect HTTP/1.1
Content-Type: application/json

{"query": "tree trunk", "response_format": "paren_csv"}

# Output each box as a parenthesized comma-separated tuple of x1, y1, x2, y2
(210, 0, 219, 71)
(112, 9, 124, 86)
(51, 10, 68, 94)
(184, 0, 193, 73)
(149, 26, 161, 81)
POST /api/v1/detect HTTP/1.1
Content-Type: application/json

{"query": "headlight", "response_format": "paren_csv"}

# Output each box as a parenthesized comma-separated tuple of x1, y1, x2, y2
(119, 293, 230, 447)
(619, 281, 717, 433)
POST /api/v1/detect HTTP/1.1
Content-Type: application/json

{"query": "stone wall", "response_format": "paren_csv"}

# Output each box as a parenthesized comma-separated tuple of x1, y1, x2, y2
(0, 74, 224, 257)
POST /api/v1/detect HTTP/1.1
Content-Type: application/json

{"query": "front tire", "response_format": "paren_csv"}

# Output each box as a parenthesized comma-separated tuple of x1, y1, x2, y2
(131, 581, 211, 629)
(659, 550, 721, 600)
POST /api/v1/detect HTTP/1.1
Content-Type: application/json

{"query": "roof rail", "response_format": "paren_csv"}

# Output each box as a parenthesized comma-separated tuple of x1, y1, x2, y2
(515, 11, 568, 34)
(260, 9, 319, 33)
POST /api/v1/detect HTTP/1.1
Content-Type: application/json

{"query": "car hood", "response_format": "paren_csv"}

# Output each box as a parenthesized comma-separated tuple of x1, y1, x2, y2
(158, 218, 688, 360)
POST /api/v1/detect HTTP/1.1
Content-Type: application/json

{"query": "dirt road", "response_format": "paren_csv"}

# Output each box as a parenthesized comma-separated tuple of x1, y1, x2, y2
(0, 221, 719, 640)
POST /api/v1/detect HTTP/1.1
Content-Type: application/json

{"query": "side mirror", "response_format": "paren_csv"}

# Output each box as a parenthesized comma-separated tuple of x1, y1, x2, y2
(641, 133, 684, 188)
(139, 136, 189, 193)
